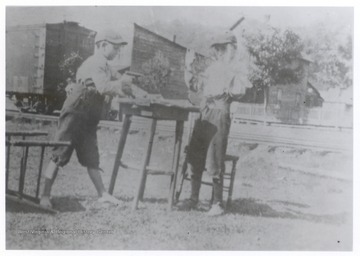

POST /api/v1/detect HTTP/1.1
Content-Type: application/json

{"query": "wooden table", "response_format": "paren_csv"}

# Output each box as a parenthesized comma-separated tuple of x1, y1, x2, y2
(108, 100, 198, 211)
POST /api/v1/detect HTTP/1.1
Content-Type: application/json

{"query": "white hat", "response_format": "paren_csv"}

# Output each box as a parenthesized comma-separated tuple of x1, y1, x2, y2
(95, 29, 127, 45)
(211, 31, 237, 47)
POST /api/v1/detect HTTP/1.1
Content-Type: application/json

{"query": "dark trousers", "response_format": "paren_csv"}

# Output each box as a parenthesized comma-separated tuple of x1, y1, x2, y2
(187, 104, 231, 204)
(51, 84, 104, 168)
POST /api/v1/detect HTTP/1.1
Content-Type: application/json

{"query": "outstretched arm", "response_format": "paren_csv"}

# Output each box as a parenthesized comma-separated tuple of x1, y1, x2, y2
(92, 66, 133, 97)
(228, 65, 253, 102)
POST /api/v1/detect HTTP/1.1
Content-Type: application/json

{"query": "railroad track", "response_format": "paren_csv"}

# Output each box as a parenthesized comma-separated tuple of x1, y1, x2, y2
(6, 110, 352, 153)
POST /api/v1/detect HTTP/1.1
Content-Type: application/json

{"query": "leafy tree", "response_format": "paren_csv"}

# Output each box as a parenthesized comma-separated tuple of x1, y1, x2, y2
(59, 51, 83, 82)
(138, 51, 172, 93)
(146, 17, 353, 93)
(305, 32, 352, 90)
(338, 35, 353, 88)
(244, 28, 305, 90)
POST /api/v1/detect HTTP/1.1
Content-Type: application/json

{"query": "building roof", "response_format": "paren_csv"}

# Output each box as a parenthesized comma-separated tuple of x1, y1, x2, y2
(319, 86, 353, 105)
(307, 81, 323, 101)
(299, 53, 314, 63)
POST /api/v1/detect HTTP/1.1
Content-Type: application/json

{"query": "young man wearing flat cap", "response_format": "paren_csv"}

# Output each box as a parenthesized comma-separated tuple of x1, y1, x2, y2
(181, 31, 252, 216)
(40, 29, 134, 209)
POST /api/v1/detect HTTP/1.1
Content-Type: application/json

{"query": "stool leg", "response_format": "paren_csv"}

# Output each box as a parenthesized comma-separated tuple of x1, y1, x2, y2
(19, 146, 29, 197)
(168, 120, 184, 211)
(132, 119, 157, 211)
(36, 146, 46, 199)
(211, 187, 214, 205)
(212, 173, 223, 206)
(226, 159, 238, 210)
(174, 157, 188, 204)
(108, 114, 132, 195)
(6, 144, 11, 192)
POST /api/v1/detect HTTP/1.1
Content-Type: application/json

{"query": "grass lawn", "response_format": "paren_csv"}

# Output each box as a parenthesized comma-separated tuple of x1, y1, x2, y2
(5, 120, 353, 250)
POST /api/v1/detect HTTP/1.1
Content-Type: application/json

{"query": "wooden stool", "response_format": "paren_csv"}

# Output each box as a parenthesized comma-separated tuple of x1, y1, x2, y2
(175, 153, 239, 210)
(6, 131, 70, 214)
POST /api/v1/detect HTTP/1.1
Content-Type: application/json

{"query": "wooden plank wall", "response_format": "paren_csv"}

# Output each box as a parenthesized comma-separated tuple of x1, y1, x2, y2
(130, 24, 188, 100)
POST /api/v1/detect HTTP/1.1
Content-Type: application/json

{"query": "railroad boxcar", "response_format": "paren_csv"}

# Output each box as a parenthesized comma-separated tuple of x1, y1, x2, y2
(6, 21, 95, 113)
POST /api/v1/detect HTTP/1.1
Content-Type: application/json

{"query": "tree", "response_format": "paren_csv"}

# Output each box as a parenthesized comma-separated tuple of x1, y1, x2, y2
(300, 21, 353, 91)
(138, 51, 172, 93)
(306, 34, 352, 90)
(244, 28, 305, 90)
(59, 51, 83, 82)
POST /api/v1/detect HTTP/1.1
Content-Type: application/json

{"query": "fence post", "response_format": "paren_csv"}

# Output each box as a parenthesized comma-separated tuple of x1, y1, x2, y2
(263, 87, 268, 126)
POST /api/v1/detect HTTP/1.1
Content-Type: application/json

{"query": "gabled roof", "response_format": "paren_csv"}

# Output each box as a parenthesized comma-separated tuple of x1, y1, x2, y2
(134, 23, 187, 51)
(307, 81, 323, 101)
(319, 86, 353, 104)
(299, 53, 313, 63)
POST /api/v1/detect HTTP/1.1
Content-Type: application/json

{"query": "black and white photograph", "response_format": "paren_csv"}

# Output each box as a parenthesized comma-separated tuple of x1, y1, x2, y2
(2, 2, 357, 253)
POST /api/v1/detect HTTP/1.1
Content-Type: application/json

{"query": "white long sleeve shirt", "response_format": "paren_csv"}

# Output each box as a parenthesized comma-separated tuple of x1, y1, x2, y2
(76, 54, 121, 96)
(202, 59, 252, 99)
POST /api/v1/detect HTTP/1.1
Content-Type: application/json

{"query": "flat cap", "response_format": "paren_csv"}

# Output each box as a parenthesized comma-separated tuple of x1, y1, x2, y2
(95, 29, 128, 45)
(211, 31, 237, 47)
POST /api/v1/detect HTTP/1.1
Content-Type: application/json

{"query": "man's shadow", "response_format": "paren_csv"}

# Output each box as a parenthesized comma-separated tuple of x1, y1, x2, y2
(6, 196, 87, 214)
(228, 198, 348, 225)
(51, 196, 87, 212)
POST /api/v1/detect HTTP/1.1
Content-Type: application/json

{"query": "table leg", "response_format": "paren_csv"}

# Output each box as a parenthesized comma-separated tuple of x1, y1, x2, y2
(132, 119, 157, 211)
(168, 120, 184, 211)
(108, 114, 132, 195)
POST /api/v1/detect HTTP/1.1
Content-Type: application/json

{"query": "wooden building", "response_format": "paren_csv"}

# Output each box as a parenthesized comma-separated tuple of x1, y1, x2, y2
(267, 56, 323, 123)
(242, 55, 323, 124)
(6, 21, 95, 112)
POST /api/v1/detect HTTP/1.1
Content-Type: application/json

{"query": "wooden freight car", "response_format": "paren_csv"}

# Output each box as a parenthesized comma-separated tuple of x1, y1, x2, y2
(6, 21, 95, 114)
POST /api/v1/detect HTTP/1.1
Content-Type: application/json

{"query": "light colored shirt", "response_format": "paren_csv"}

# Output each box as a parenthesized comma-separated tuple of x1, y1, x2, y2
(76, 53, 120, 95)
(202, 59, 252, 98)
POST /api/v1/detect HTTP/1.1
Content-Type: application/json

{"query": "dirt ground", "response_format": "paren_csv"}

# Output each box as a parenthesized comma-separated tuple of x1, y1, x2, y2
(5, 119, 353, 250)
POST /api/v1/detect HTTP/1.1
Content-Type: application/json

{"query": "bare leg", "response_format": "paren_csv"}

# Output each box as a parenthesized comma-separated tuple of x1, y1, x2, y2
(87, 167, 106, 197)
(207, 176, 225, 216)
(87, 167, 121, 205)
(40, 160, 59, 208)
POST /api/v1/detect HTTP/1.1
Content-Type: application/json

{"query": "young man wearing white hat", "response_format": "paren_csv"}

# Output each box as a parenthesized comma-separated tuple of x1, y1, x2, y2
(182, 31, 252, 216)
(40, 29, 134, 209)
